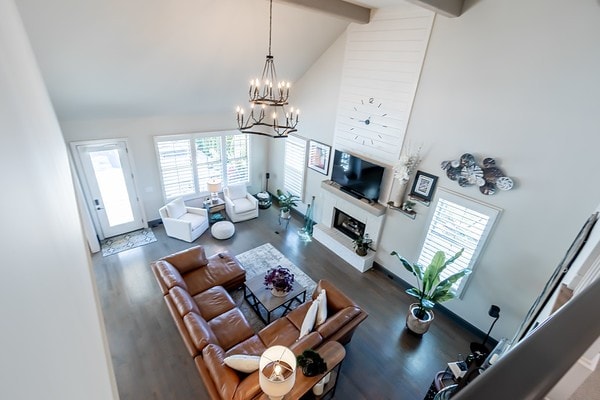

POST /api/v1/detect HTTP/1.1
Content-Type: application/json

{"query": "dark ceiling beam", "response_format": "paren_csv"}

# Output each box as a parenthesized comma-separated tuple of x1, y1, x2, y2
(276, 0, 371, 24)
(406, 0, 464, 17)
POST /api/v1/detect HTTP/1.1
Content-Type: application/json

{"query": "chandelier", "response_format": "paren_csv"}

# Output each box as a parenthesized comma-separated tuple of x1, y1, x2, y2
(236, 0, 299, 138)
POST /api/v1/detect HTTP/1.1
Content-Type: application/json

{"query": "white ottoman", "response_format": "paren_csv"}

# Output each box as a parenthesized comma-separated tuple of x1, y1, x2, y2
(211, 221, 235, 240)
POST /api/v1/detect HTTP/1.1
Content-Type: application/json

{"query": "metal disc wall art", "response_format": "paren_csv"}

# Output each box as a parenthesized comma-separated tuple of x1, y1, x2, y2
(441, 154, 514, 195)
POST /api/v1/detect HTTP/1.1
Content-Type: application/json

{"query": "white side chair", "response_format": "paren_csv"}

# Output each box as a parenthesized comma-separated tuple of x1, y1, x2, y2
(159, 197, 209, 242)
(223, 183, 259, 223)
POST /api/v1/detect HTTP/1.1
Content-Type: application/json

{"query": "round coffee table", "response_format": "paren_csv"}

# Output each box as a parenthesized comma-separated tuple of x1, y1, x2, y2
(211, 221, 235, 239)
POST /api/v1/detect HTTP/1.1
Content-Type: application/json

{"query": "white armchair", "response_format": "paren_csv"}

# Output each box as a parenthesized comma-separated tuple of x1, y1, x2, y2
(159, 197, 209, 242)
(223, 183, 259, 223)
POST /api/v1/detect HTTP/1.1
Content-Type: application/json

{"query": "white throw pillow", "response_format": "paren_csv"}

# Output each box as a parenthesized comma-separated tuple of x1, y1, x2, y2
(223, 354, 260, 373)
(166, 197, 186, 219)
(315, 289, 327, 326)
(227, 183, 247, 200)
(299, 300, 319, 339)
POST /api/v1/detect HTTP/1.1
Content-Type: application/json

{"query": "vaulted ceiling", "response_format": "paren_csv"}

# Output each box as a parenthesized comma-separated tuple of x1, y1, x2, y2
(15, 0, 406, 121)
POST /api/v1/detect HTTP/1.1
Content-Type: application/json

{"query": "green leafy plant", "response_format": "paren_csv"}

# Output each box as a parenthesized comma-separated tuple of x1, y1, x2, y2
(352, 233, 373, 255)
(390, 248, 470, 319)
(296, 349, 327, 377)
(276, 189, 300, 212)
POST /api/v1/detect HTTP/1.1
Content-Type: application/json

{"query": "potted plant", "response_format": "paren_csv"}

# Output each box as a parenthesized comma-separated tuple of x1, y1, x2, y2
(352, 233, 373, 256)
(276, 189, 300, 219)
(263, 265, 295, 297)
(296, 349, 327, 377)
(402, 200, 416, 212)
(390, 248, 470, 335)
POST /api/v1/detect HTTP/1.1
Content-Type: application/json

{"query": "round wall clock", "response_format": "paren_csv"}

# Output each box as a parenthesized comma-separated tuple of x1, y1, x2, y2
(348, 97, 390, 145)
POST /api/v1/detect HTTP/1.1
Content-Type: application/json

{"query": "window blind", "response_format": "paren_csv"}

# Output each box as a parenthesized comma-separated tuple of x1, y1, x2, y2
(156, 139, 195, 199)
(418, 190, 500, 296)
(225, 134, 249, 185)
(195, 136, 223, 192)
(155, 131, 249, 201)
(283, 135, 307, 198)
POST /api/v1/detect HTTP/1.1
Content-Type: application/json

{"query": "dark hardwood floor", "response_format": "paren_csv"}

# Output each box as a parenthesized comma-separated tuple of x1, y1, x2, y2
(92, 205, 480, 400)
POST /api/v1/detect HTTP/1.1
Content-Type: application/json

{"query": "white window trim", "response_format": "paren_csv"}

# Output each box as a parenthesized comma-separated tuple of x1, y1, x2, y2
(418, 187, 502, 298)
(154, 130, 250, 202)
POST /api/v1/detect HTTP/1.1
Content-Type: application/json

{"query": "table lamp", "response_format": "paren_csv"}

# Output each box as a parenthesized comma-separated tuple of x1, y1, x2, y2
(259, 345, 296, 400)
(206, 179, 222, 204)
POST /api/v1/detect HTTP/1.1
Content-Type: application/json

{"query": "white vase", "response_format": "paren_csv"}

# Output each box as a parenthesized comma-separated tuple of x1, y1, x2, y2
(312, 379, 325, 395)
(392, 179, 409, 207)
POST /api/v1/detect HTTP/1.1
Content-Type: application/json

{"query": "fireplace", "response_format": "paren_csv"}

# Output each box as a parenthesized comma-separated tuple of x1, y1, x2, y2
(313, 180, 387, 273)
(333, 208, 365, 240)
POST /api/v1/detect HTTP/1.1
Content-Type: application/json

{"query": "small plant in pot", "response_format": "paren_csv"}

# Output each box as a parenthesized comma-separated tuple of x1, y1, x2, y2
(352, 233, 373, 256)
(263, 265, 295, 297)
(297, 349, 327, 377)
(276, 189, 300, 219)
(390, 248, 470, 335)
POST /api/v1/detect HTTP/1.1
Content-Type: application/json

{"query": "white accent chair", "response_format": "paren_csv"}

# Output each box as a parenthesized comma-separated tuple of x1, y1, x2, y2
(159, 197, 209, 242)
(223, 183, 259, 223)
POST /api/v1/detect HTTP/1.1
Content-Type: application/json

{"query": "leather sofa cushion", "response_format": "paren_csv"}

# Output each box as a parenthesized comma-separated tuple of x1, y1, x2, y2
(162, 245, 209, 275)
(203, 344, 240, 400)
(258, 317, 300, 348)
(225, 335, 267, 358)
(169, 286, 200, 316)
(155, 260, 188, 293)
(313, 279, 356, 310)
(184, 312, 220, 352)
(285, 301, 312, 331)
(185, 252, 245, 295)
(209, 308, 254, 351)
(193, 286, 236, 321)
(315, 306, 361, 339)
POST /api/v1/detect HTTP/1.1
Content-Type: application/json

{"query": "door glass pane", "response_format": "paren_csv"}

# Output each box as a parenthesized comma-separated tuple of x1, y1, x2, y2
(90, 149, 134, 226)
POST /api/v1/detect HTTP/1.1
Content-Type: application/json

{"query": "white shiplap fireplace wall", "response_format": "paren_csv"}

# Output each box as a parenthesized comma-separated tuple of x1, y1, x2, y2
(314, 181, 386, 272)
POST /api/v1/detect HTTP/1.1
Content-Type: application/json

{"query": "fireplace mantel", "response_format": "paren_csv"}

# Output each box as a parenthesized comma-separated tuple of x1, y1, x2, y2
(320, 180, 386, 217)
(314, 180, 387, 272)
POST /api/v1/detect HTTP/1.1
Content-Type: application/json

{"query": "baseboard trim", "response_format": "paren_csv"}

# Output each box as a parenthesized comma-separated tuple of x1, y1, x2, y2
(373, 261, 498, 348)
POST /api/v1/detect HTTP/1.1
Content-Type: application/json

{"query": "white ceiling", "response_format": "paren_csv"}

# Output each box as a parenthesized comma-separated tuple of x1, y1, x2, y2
(15, 0, 405, 120)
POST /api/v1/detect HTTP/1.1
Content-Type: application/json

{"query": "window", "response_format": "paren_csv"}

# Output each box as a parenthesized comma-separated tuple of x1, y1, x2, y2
(155, 131, 249, 200)
(418, 189, 501, 297)
(283, 135, 307, 198)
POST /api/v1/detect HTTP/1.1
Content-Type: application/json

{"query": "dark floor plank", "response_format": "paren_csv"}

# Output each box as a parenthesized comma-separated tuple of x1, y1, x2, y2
(92, 205, 479, 400)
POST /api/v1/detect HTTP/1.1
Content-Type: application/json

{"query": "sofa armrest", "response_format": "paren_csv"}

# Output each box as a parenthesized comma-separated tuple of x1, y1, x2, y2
(245, 194, 258, 207)
(186, 206, 209, 217)
(224, 195, 235, 210)
(162, 216, 191, 233)
(316, 306, 362, 339)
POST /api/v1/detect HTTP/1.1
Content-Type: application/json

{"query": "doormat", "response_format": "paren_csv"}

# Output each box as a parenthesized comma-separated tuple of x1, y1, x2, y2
(101, 228, 157, 257)
(233, 243, 317, 332)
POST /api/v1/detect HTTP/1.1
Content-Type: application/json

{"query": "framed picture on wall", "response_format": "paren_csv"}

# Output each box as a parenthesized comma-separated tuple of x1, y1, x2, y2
(410, 171, 438, 202)
(307, 140, 331, 175)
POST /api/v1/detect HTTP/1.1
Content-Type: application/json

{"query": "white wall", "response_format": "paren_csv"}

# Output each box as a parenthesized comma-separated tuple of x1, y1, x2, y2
(293, 0, 600, 340)
(267, 32, 348, 217)
(377, 0, 600, 339)
(0, 1, 117, 398)
(61, 113, 269, 221)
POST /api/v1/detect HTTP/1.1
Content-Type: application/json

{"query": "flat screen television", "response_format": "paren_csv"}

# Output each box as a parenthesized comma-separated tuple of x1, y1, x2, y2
(330, 150, 384, 202)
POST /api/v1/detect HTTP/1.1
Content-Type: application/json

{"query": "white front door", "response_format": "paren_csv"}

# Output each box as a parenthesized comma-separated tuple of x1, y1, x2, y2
(74, 140, 144, 238)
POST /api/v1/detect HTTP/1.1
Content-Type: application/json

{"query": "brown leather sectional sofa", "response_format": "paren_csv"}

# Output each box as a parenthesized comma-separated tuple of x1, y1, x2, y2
(151, 245, 368, 400)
